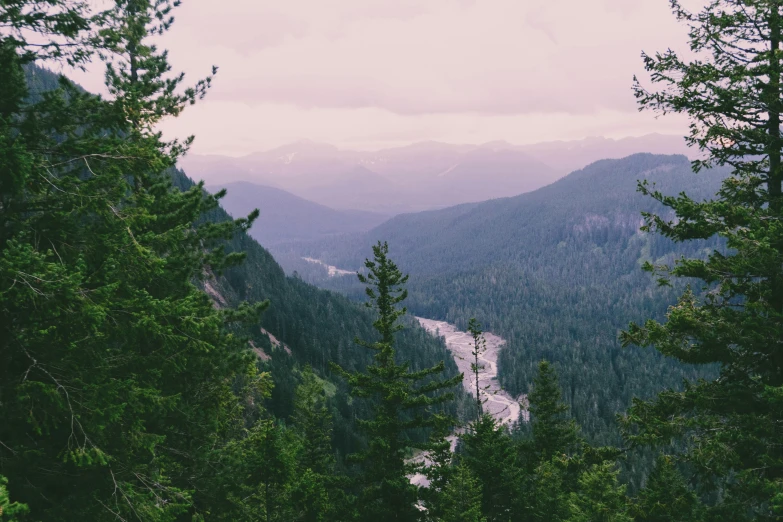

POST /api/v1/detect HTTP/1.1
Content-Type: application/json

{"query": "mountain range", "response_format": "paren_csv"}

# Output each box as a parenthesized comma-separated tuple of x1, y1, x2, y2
(180, 134, 693, 213)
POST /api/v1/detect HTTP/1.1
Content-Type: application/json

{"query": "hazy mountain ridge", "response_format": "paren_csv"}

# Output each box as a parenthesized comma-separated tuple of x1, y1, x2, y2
(180, 134, 691, 213)
(293, 153, 717, 274)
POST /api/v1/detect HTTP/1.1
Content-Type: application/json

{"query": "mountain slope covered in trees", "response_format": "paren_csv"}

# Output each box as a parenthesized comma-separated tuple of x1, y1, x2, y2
(290, 153, 728, 443)
(175, 166, 468, 452)
(4, 53, 467, 520)
(207, 181, 388, 246)
(8, 0, 783, 519)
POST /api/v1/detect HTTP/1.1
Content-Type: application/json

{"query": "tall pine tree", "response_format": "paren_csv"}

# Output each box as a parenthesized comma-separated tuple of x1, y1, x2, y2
(567, 462, 632, 522)
(516, 361, 583, 522)
(622, 1, 783, 517)
(527, 360, 580, 463)
(438, 464, 486, 522)
(332, 241, 462, 522)
(467, 318, 487, 421)
(0, 1, 265, 519)
(291, 366, 345, 522)
(460, 414, 518, 522)
(630, 457, 705, 522)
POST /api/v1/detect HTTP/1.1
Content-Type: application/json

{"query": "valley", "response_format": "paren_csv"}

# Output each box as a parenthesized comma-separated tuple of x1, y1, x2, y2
(409, 319, 525, 488)
(297, 256, 523, 426)
(7, 0, 775, 518)
(277, 154, 728, 446)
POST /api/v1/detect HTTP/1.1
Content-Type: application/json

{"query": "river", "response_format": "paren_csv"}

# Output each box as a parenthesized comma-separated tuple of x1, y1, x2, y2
(297, 257, 526, 485)
(409, 318, 526, 487)
(416, 318, 525, 427)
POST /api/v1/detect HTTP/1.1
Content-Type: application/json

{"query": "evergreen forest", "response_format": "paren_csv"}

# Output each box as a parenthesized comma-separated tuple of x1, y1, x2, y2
(3, 1, 783, 521)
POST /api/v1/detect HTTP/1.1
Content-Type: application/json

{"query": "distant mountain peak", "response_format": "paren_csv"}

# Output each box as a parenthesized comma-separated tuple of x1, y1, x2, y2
(478, 140, 515, 151)
(244, 140, 341, 161)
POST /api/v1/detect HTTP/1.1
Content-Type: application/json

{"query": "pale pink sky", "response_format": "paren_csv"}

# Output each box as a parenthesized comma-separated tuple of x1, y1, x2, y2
(74, 0, 702, 156)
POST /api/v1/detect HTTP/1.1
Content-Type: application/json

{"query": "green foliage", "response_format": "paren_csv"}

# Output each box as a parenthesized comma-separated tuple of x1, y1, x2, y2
(0, 476, 29, 522)
(332, 242, 462, 522)
(293, 366, 336, 475)
(528, 459, 570, 522)
(527, 360, 581, 463)
(622, 0, 783, 517)
(438, 464, 485, 522)
(186, 177, 466, 457)
(516, 361, 599, 522)
(419, 417, 457, 519)
(224, 419, 298, 522)
(2, 4, 462, 519)
(0, 1, 266, 519)
(567, 462, 632, 522)
(295, 153, 727, 449)
(13, 0, 778, 520)
(445, 362, 629, 522)
(629, 457, 705, 522)
(290, 366, 347, 522)
(0, 0, 95, 65)
(460, 415, 519, 522)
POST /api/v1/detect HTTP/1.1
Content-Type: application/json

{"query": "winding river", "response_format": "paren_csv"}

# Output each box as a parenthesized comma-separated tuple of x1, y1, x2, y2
(416, 318, 525, 427)
(409, 318, 527, 487)
(297, 257, 527, 486)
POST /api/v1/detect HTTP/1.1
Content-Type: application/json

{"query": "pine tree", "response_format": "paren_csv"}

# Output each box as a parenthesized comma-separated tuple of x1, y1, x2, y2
(0, 0, 97, 245)
(223, 418, 298, 522)
(332, 241, 462, 522)
(516, 361, 583, 522)
(467, 318, 487, 421)
(528, 459, 570, 522)
(291, 366, 345, 522)
(0, 1, 265, 519)
(460, 414, 518, 522)
(438, 464, 486, 522)
(567, 462, 632, 522)
(292, 366, 336, 475)
(630, 457, 705, 522)
(528, 361, 580, 463)
(419, 415, 457, 520)
(621, 1, 783, 516)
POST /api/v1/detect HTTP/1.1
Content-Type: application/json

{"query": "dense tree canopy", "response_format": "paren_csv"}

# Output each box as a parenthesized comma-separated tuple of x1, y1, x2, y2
(5, 0, 783, 521)
(621, 0, 783, 518)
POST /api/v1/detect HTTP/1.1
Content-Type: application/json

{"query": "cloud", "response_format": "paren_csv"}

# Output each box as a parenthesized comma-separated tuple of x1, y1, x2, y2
(146, 0, 697, 153)
(163, 0, 689, 115)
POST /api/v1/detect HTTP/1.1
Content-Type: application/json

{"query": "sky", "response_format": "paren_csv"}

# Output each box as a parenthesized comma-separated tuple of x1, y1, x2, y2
(72, 0, 701, 156)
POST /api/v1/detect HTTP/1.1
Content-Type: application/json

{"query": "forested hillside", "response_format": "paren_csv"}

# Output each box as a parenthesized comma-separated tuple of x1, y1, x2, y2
(5, 0, 783, 520)
(20, 60, 466, 438)
(292, 153, 728, 443)
(208, 180, 388, 246)
(23, 57, 467, 454)
(1, 5, 466, 519)
(173, 169, 467, 445)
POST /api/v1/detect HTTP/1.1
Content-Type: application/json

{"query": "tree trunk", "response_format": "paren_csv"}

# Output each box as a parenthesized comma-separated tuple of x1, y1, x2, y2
(768, 3, 783, 383)
(769, 4, 781, 216)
